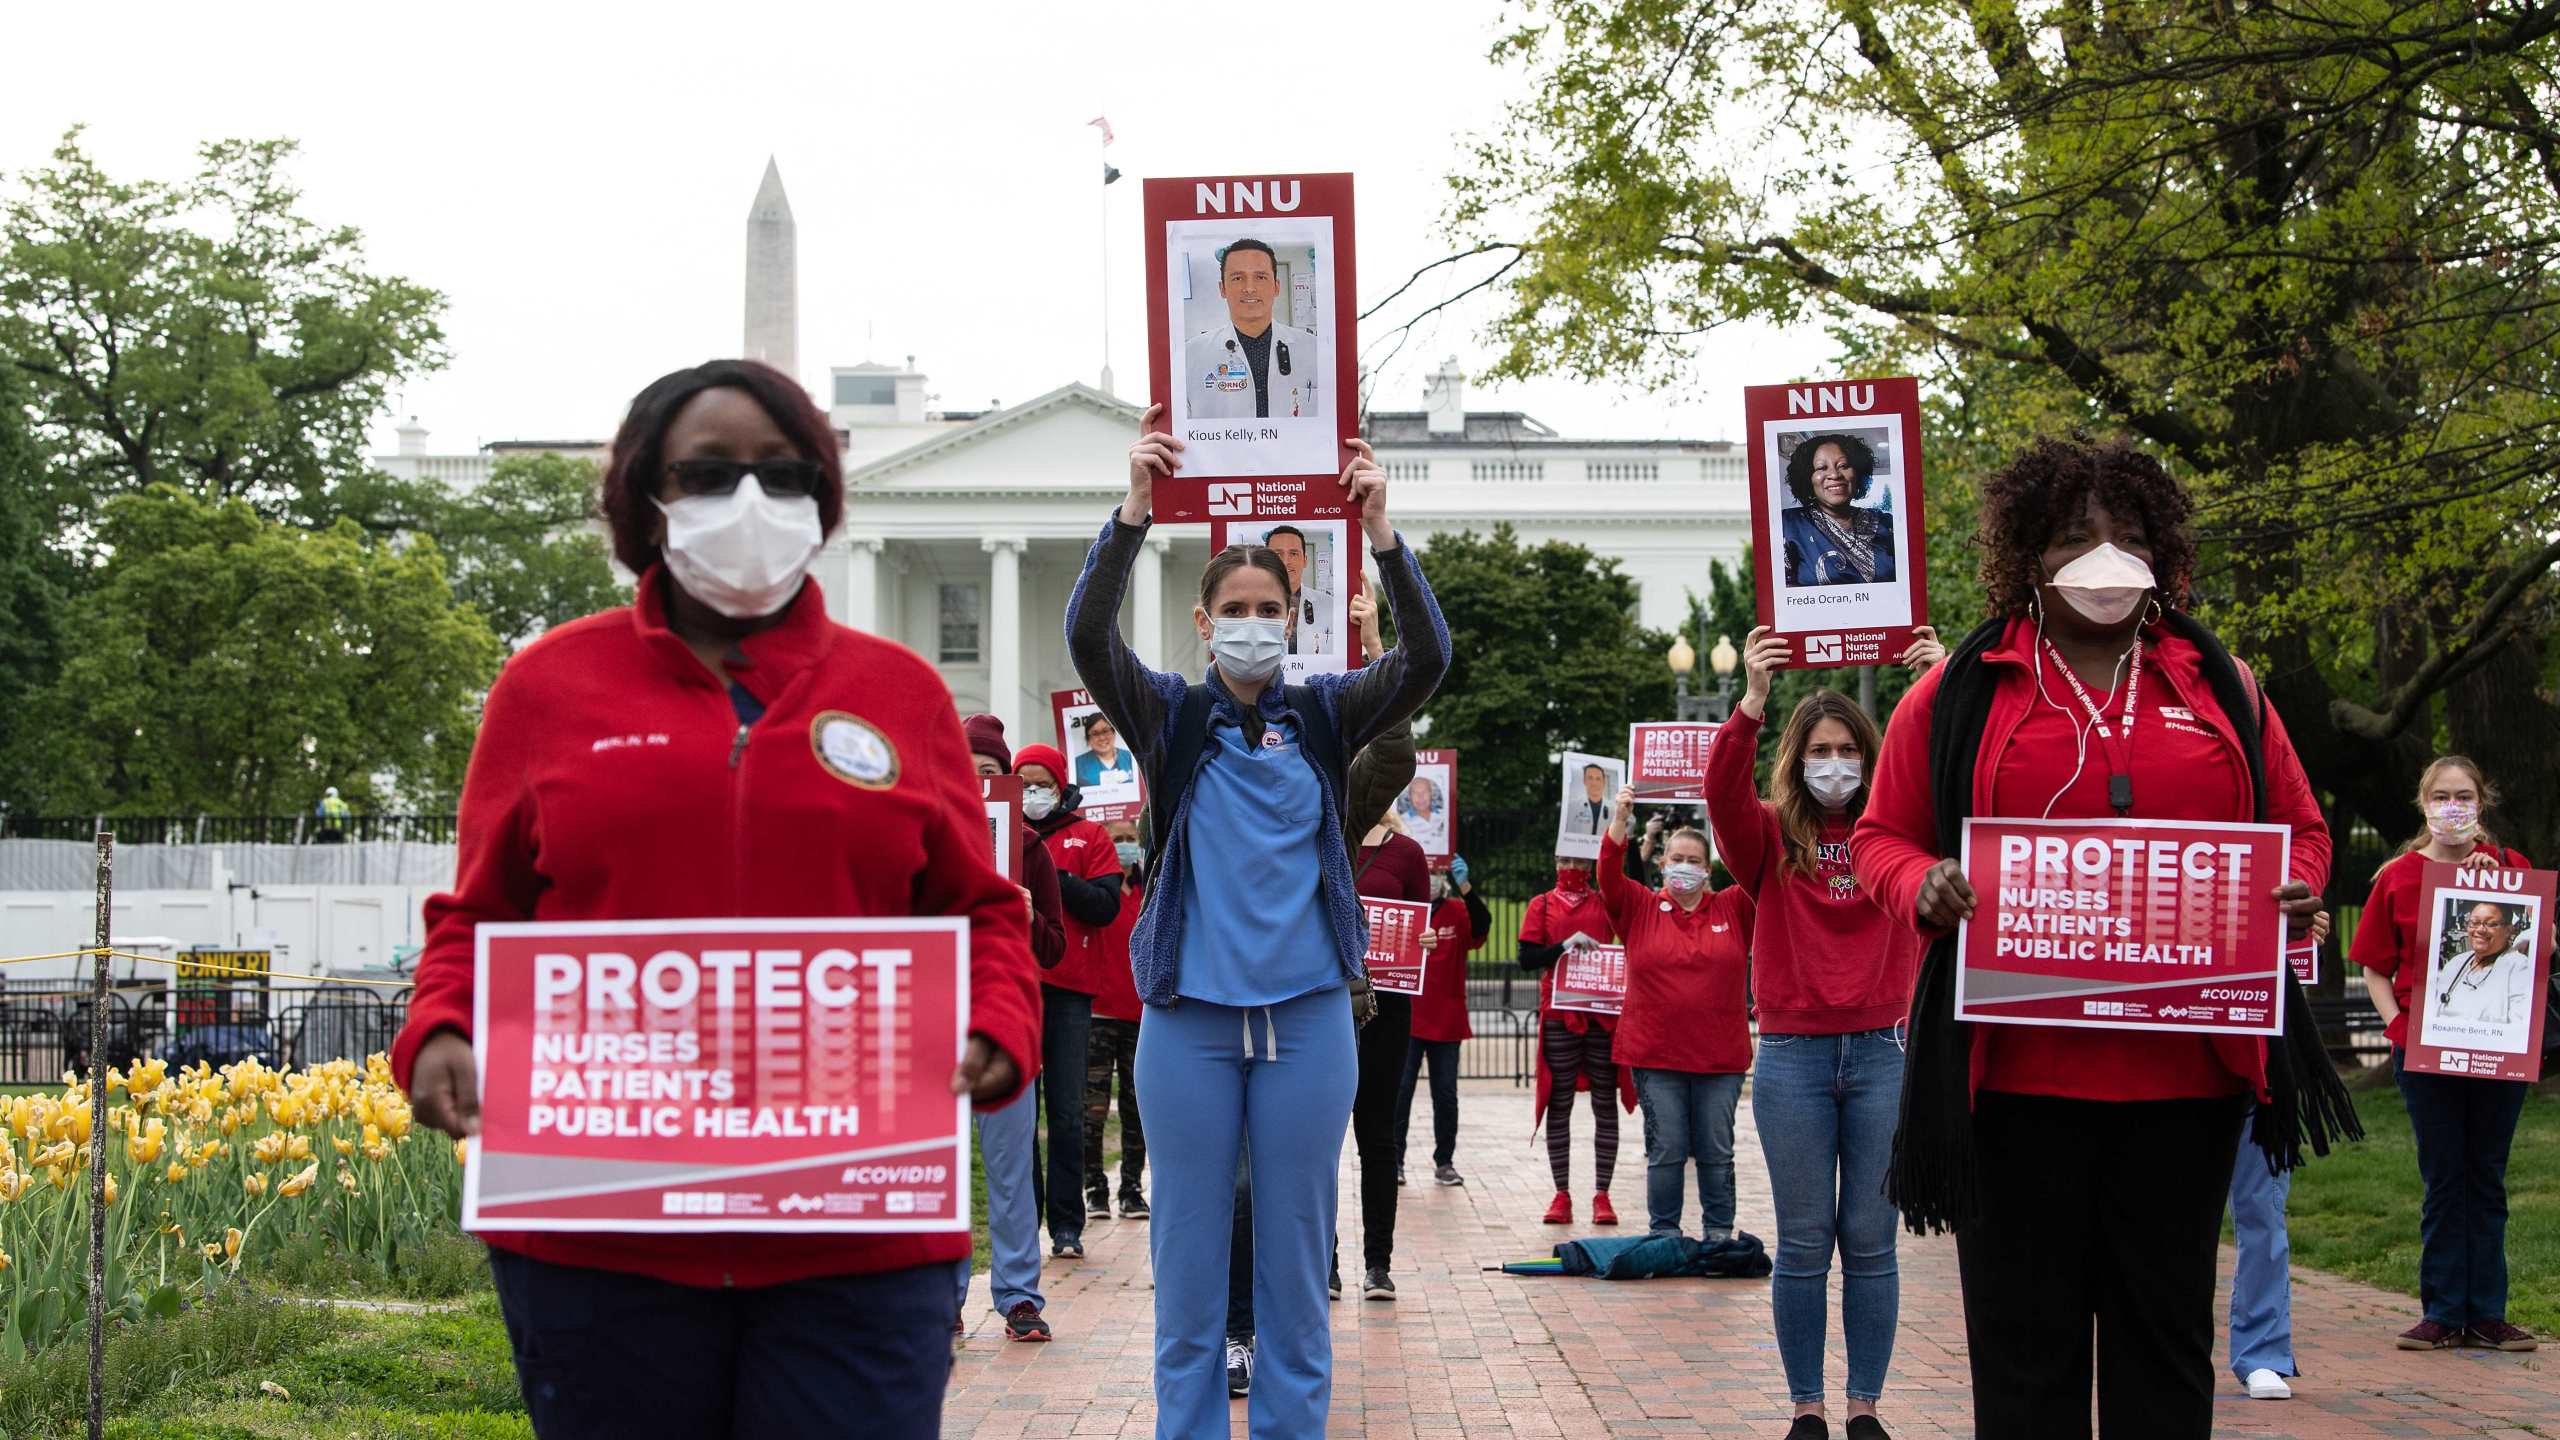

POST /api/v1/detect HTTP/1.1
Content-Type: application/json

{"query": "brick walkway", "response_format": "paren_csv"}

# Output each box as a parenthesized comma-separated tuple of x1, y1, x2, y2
(946, 1080, 2555, 1437)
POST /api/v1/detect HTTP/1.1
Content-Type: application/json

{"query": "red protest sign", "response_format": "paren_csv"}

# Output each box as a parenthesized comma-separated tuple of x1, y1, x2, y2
(1363, 897, 1431, 997)
(1407, 749, 1457, 872)
(2287, 939, 2319, 986)
(1627, 722, 1717, 804)
(1143, 173, 1358, 523)
(465, 918, 969, 1233)
(1955, 817, 2292, 1035)
(1051, 688, 1144, 824)
(1550, 944, 1627, 1017)
(1743, 377, 1930, 669)
(2403, 863, 2552, 1082)
(982, 776, 1022, 881)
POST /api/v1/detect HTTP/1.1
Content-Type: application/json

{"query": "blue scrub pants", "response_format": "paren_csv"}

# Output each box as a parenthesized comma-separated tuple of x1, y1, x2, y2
(954, 1084, 1045, 1318)
(2226, 1105, 2296, 1382)
(1137, 986, 1357, 1439)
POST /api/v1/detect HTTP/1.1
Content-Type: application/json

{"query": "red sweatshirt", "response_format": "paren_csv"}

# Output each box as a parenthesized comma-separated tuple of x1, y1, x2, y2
(1522, 884, 1620, 1034)
(1091, 882, 1146, 1024)
(1705, 706, 1920, 1034)
(2350, 842, 2528, 1047)
(1595, 833, 1756, 1074)
(1357, 832, 1433, 904)
(391, 571, 1042, 1290)
(1854, 616, 2331, 1104)
(1041, 816, 1123, 995)
(1411, 894, 1483, 1043)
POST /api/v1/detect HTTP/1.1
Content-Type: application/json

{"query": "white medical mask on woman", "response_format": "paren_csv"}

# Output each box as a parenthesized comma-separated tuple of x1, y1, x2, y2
(653, 474, 823, 619)
(1208, 617, 1288, 685)
(1662, 862, 1708, 895)
(1021, 786, 1059, 822)
(2427, 801, 2481, 846)
(1803, 758, 1864, 808)
(1114, 841, 1145, 871)
(2045, 543, 2155, 627)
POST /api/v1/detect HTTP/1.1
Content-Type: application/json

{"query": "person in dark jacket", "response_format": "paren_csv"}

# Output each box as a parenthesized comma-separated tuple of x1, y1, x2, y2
(1066, 405, 1448, 1439)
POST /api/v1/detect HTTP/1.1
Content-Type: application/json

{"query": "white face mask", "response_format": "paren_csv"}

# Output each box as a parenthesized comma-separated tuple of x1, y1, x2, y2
(1021, 786, 1059, 822)
(654, 475, 823, 619)
(1114, 841, 1145, 871)
(1663, 861, 1709, 895)
(2046, 542, 2155, 626)
(1208, 617, 1287, 685)
(1804, 757, 1863, 808)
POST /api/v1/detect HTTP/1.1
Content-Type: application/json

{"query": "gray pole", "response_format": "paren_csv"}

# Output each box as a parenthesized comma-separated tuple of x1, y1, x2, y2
(85, 827, 114, 1440)
(1858, 664, 1877, 717)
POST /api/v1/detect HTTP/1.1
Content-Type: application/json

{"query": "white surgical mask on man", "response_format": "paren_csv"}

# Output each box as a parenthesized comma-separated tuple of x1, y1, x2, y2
(1208, 617, 1288, 685)
(1803, 757, 1864, 809)
(2045, 542, 2155, 627)
(653, 474, 823, 619)
(1021, 787, 1059, 822)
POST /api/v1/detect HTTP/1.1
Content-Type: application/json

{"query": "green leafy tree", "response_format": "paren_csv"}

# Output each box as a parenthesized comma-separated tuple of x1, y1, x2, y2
(6, 487, 499, 815)
(423, 453, 622, 647)
(1444, 0, 2560, 860)
(0, 368, 67, 812)
(0, 130, 446, 534)
(1410, 523, 1676, 817)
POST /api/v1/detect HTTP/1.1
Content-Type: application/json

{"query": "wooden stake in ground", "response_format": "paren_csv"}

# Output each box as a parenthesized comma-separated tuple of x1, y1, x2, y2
(86, 827, 112, 1440)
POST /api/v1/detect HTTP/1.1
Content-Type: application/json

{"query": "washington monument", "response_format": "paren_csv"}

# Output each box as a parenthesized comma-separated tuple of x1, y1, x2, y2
(745, 157, 797, 378)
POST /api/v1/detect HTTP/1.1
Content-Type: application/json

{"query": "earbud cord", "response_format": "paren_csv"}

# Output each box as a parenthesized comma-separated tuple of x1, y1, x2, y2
(2034, 594, 2131, 820)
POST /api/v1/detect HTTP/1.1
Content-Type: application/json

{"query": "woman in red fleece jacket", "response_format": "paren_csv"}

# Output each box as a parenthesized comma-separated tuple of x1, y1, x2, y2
(1710, 629, 1938, 1440)
(394, 360, 1042, 1440)
(1596, 786, 1754, 1241)
(1852, 435, 2333, 1440)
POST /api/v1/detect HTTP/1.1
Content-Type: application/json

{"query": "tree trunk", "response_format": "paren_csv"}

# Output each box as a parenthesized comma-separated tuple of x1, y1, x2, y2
(2440, 626, 2560, 865)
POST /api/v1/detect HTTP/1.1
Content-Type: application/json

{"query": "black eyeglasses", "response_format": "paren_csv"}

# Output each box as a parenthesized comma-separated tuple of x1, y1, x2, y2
(665, 458, 827, 498)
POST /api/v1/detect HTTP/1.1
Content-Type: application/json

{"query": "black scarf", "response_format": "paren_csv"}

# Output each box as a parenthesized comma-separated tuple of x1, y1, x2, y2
(1885, 611, 2362, 1235)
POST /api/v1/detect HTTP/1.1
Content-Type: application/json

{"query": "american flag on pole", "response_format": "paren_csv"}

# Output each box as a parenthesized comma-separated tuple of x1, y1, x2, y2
(1088, 116, 1115, 146)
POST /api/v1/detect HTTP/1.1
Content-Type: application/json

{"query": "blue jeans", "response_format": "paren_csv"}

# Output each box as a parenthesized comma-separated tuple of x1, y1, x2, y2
(2226, 1105, 2296, 1380)
(492, 1247, 963, 1439)
(1633, 1067, 1742, 1238)
(955, 1084, 1045, 1318)
(2393, 1049, 2531, 1327)
(1751, 1028, 1903, 1405)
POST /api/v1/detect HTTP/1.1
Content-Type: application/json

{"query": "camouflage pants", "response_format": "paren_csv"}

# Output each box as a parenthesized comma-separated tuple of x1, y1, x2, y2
(1082, 1016, 1145, 1203)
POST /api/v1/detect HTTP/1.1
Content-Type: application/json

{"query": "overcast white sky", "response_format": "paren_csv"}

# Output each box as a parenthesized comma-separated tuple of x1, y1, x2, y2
(2, 1, 1833, 455)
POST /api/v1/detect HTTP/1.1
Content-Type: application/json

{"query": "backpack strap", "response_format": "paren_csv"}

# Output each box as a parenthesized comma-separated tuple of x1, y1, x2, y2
(1144, 684, 1214, 875)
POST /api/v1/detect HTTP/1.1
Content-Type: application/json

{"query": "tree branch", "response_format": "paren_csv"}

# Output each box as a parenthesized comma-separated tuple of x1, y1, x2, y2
(2330, 532, 2560, 740)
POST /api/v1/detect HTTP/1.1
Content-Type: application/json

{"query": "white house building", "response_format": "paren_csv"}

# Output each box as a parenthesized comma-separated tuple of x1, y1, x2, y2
(373, 163, 1753, 747)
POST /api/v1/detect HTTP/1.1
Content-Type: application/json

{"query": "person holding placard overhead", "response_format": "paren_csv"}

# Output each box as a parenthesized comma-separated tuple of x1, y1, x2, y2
(396, 360, 1042, 1438)
(1065, 405, 1447, 1438)
(2348, 756, 2538, 1353)
(1597, 785, 1755, 1242)
(1519, 855, 1632, 1227)
(1710, 627, 1939, 1440)
(1852, 434, 2352, 1440)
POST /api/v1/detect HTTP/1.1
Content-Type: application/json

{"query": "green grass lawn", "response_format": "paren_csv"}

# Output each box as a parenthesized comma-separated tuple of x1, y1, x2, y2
(2285, 1070, 2560, 1335)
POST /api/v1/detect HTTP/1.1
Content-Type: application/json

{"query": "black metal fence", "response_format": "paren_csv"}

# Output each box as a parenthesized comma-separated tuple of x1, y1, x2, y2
(0, 977, 410, 1087)
(0, 815, 459, 844)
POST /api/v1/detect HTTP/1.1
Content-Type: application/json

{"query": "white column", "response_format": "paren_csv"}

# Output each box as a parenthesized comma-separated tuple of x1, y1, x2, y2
(842, 536, 883, 633)
(1134, 534, 1170, 669)
(983, 536, 1026, 738)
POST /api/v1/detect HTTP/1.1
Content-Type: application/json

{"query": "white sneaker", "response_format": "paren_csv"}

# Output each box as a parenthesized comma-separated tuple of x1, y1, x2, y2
(2245, 1368, 2292, 1400)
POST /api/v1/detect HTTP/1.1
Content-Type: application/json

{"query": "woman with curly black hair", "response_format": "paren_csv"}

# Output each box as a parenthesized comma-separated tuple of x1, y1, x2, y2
(1780, 433, 1894, 587)
(1851, 433, 2356, 1439)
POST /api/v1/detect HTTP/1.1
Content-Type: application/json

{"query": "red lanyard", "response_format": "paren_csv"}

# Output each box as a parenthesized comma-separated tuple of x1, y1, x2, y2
(2044, 636, 2142, 814)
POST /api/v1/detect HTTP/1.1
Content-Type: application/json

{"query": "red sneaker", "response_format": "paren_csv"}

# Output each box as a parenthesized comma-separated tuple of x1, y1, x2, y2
(1590, 1192, 1618, 1226)
(1541, 1191, 1573, 1225)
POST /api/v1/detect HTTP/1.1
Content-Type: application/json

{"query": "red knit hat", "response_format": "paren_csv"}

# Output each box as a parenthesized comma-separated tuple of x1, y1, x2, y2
(960, 713, 1010, 772)
(1013, 744, 1070, 783)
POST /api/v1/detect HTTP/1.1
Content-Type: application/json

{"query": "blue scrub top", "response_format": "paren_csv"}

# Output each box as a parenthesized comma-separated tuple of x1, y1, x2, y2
(1174, 711, 1340, 1007)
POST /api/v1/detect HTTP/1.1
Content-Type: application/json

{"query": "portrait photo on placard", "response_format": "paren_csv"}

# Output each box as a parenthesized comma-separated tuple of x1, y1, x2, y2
(1555, 751, 1625, 861)
(1167, 218, 1337, 477)
(1209, 516, 1350, 679)
(2420, 891, 2544, 1055)
(1062, 702, 1143, 813)
(1398, 769, 1449, 856)
(1743, 378, 1930, 665)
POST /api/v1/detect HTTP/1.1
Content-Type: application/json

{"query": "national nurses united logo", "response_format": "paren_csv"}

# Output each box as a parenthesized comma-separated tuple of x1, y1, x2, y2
(811, 711, 898, 790)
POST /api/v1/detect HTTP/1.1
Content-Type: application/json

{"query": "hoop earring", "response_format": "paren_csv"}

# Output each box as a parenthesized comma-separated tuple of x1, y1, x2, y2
(2144, 596, 2164, 627)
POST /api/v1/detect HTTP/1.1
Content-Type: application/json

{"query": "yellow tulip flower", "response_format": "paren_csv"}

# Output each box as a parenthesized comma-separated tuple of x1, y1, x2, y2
(278, 1163, 317, 1199)
(283, 1134, 312, 1163)
(102, 1174, 117, 1207)
(252, 1133, 286, 1165)
(242, 1173, 268, 1198)
(224, 1226, 243, 1258)
(201, 1242, 223, 1262)
(331, 1135, 353, 1156)
(165, 1163, 188, 1183)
